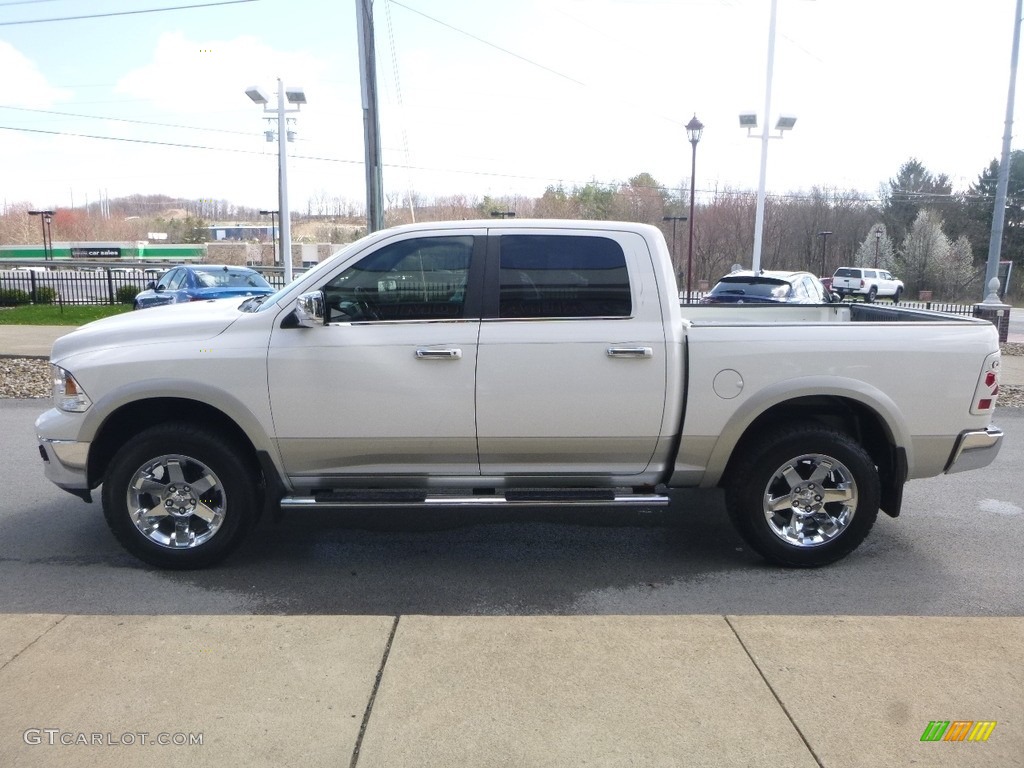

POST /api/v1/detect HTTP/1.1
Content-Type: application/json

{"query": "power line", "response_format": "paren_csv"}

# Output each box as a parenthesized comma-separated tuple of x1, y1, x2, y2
(0, 104, 257, 136)
(0, 0, 257, 26)
(387, 0, 586, 87)
(10, 122, 997, 205)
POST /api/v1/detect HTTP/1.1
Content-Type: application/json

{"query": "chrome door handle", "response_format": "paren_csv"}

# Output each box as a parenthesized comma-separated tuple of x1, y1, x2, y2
(607, 346, 653, 358)
(415, 348, 462, 360)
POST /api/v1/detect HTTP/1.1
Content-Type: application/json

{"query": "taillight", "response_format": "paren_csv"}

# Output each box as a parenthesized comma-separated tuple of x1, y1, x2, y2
(859, 279, 865, 288)
(971, 354, 1000, 414)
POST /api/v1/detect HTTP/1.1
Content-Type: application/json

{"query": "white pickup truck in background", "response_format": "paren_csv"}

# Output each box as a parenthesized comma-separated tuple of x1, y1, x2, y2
(36, 220, 1002, 570)
(832, 267, 905, 302)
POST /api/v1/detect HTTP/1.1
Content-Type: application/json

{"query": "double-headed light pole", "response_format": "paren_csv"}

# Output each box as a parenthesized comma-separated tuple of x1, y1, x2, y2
(743, 0, 796, 274)
(246, 80, 307, 285)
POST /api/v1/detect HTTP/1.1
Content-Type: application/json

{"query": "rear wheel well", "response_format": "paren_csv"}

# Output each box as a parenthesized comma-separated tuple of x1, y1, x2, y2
(88, 398, 260, 489)
(723, 396, 903, 515)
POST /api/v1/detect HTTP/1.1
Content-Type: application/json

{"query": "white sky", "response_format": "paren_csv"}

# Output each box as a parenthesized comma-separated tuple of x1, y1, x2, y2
(0, 0, 1021, 215)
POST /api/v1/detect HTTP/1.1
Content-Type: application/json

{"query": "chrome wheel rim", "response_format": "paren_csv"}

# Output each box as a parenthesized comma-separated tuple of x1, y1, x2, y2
(126, 454, 226, 549)
(762, 453, 857, 548)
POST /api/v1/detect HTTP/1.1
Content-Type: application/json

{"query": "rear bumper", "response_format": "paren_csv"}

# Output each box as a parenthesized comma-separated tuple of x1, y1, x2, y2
(944, 426, 1003, 474)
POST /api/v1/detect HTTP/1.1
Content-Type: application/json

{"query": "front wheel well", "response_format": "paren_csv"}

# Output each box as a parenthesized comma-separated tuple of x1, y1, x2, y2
(723, 395, 904, 515)
(87, 398, 261, 489)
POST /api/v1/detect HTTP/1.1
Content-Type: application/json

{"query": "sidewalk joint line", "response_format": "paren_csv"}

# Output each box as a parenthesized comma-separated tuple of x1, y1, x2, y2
(0, 614, 68, 674)
(349, 615, 400, 768)
(724, 615, 825, 768)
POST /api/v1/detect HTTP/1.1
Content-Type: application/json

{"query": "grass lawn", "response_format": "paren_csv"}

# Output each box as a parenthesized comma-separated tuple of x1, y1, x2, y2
(0, 304, 132, 325)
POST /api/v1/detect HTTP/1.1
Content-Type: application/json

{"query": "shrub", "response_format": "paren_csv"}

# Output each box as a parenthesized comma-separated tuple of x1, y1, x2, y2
(34, 286, 58, 305)
(116, 285, 141, 305)
(0, 288, 30, 307)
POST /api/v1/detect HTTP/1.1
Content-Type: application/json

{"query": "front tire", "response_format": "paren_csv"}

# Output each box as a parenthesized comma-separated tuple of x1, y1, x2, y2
(892, 287, 902, 303)
(725, 425, 880, 567)
(101, 424, 260, 569)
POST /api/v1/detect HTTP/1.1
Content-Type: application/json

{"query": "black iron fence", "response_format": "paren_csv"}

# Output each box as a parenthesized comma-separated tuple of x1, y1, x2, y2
(0, 261, 991, 319)
(0, 262, 298, 306)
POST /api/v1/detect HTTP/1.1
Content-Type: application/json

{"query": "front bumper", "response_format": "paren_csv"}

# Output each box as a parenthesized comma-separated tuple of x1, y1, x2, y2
(944, 426, 1003, 474)
(38, 438, 92, 501)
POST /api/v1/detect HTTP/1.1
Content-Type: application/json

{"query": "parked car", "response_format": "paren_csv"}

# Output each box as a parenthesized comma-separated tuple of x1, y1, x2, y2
(701, 270, 835, 304)
(133, 265, 273, 309)
(831, 267, 904, 303)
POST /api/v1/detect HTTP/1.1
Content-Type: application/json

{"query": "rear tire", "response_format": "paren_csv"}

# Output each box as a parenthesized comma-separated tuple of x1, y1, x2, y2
(866, 287, 877, 303)
(101, 424, 260, 569)
(725, 425, 880, 567)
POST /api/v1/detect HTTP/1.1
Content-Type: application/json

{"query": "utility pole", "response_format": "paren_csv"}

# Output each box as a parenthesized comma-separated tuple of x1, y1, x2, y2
(984, 0, 1023, 299)
(356, 0, 384, 233)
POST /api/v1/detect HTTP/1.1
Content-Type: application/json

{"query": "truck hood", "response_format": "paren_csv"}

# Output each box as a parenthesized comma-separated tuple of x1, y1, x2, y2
(51, 299, 245, 362)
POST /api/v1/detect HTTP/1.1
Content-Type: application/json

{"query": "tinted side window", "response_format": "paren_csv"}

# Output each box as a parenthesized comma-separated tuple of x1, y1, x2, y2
(323, 236, 473, 322)
(498, 235, 632, 318)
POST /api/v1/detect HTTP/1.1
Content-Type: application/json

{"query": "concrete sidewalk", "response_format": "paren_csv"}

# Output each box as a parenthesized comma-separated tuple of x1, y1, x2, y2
(3, 323, 1024, 385)
(0, 614, 1020, 767)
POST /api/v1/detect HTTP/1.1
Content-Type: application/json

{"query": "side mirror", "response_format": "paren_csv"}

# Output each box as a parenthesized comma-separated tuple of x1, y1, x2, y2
(147, 281, 157, 290)
(294, 290, 326, 327)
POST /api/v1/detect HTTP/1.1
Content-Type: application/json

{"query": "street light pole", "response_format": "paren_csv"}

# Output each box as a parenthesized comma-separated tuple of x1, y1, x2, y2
(259, 209, 279, 266)
(685, 115, 703, 305)
(874, 227, 882, 268)
(246, 81, 307, 285)
(818, 231, 832, 277)
(28, 210, 54, 261)
(662, 215, 687, 281)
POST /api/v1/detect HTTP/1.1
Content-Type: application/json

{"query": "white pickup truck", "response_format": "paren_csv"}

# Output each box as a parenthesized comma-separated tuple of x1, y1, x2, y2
(832, 267, 905, 302)
(36, 220, 1003, 570)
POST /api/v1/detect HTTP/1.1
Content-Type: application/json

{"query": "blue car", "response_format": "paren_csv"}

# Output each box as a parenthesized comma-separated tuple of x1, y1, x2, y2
(133, 265, 274, 309)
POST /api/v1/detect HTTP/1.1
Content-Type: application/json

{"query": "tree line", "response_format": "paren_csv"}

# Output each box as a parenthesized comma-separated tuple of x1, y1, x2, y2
(2, 154, 1021, 300)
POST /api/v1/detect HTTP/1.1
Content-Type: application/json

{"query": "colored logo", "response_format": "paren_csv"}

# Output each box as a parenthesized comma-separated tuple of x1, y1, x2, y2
(920, 721, 996, 742)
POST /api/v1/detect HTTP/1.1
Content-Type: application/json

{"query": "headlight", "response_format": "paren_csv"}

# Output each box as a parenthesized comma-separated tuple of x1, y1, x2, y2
(51, 365, 92, 413)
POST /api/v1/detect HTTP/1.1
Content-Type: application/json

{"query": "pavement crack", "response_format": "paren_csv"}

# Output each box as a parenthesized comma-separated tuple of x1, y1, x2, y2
(724, 615, 825, 768)
(349, 615, 400, 768)
(0, 614, 68, 674)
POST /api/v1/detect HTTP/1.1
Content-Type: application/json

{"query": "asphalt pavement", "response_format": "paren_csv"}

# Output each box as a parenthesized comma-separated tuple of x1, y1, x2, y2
(0, 324, 1021, 767)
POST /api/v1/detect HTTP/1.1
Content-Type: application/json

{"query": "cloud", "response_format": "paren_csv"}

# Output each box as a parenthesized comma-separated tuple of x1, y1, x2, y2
(0, 41, 70, 107)
(115, 32, 330, 115)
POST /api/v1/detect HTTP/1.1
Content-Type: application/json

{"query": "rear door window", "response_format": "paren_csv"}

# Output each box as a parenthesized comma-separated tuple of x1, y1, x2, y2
(496, 234, 632, 318)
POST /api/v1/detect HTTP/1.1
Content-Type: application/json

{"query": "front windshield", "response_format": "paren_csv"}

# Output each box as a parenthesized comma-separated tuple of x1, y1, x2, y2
(254, 240, 363, 312)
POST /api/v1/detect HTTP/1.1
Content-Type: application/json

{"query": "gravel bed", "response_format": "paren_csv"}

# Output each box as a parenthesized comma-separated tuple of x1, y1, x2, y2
(4, 346, 1023, 406)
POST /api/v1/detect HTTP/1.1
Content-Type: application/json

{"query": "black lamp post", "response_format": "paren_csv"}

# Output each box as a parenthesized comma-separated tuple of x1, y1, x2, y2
(818, 230, 832, 277)
(662, 215, 687, 281)
(685, 115, 704, 304)
(874, 227, 882, 268)
(259, 209, 279, 265)
(28, 210, 54, 261)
